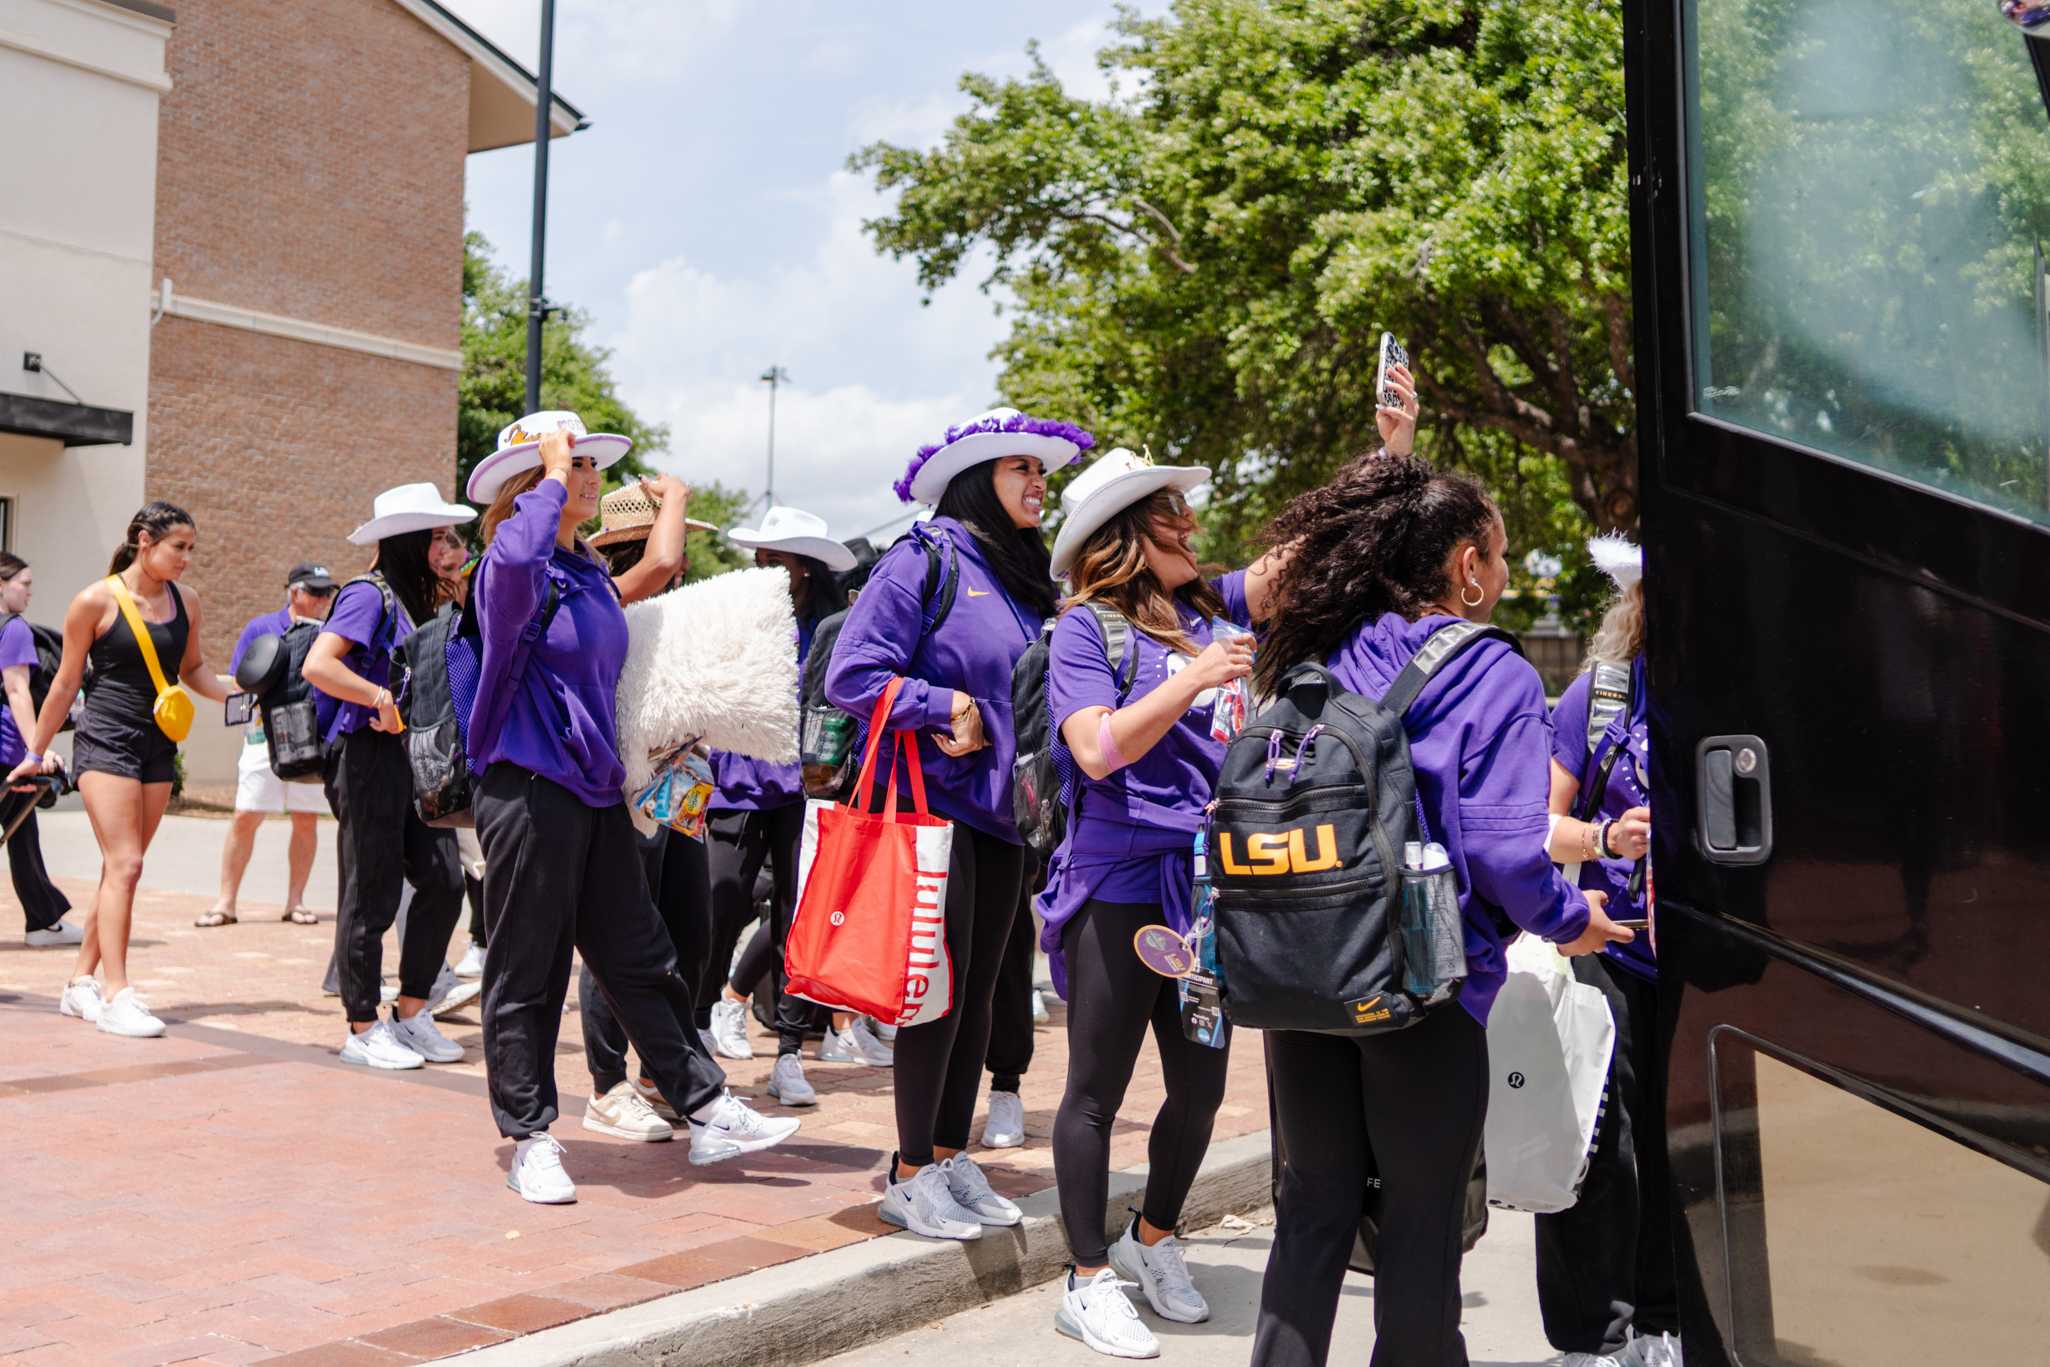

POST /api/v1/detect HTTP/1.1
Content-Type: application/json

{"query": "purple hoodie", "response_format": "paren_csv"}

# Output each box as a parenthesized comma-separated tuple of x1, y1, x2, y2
(825, 516, 1040, 843)
(468, 479, 630, 809)
(1328, 612, 1592, 1025)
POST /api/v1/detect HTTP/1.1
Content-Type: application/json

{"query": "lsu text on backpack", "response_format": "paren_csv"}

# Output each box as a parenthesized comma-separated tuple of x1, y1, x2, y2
(399, 580, 560, 827)
(1011, 602, 1134, 855)
(1208, 620, 1519, 1035)
(233, 619, 326, 781)
(0, 612, 74, 732)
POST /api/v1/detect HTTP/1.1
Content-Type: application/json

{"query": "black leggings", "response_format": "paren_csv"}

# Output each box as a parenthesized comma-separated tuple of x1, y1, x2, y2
(705, 804, 808, 1053)
(581, 825, 713, 1095)
(1253, 1008, 1490, 1367)
(1053, 899, 1230, 1266)
(323, 727, 464, 1025)
(894, 826, 1027, 1167)
(985, 866, 1041, 1093)
(1, 792, 70, 933)
(476, 764, 724, 1139)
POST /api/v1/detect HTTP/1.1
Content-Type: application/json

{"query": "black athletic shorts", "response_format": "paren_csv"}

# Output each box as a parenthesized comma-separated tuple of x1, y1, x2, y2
(72, 714, 178, 785)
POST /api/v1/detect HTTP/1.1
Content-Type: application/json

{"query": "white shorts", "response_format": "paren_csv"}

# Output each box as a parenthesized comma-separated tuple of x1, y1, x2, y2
(235, 733, 328, 815)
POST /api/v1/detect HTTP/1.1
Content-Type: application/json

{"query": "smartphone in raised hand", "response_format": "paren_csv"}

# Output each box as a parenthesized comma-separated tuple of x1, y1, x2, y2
(1376, 331, 1410, 411)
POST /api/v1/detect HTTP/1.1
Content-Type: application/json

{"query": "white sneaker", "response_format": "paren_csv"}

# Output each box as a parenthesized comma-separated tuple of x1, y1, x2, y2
(1565, 1351, 1635, 1366)
(1107, 1216, 1209, 1323)
(981, 1088, 1025, 1148)
(1032, 988, 1051, 1025)
(584, 1080, 674, 1142)
(338, 1020, 424, 1070)
(870, 1018, 898, 1043)
(1054, 1269, 1159, 1359)
(877, 1159, 983, 1241)
(388, 1008, 464, 1063)
(631, 1074, 683, 1123)
(942, 1152, 1022, 1227)
(58, 977, 103, 1023)
(425, 964, 482, 1018)
(688, 1090, 801, 1166)
(96, 987, 165, 1038)
(818, 1016, 894, 1066)
(24, 920, 84, 947)
(767, 1052, 817, 1106)
(508, 1132, 576, 1204)
(454, 941, 485, 979)
(1623, 1332, 1683, 1367)
(708, 998, 755, 1060)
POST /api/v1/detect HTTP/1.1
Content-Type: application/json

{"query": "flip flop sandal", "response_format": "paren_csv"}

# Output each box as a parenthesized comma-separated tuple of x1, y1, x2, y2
(282, 908, 319, 926)
(194, 910, 237, 928)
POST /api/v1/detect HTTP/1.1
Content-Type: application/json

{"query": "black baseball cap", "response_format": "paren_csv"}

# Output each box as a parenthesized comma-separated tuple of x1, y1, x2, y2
(287, 562, 336, 592)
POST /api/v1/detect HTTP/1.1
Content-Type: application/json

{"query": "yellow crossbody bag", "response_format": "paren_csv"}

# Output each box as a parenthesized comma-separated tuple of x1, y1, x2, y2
(106, 574, 195, 743)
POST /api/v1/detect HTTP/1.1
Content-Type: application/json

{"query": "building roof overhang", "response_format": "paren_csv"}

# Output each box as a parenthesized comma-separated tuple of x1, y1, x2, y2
(0, 393, 134, 448)
(392, 0, 591, 153)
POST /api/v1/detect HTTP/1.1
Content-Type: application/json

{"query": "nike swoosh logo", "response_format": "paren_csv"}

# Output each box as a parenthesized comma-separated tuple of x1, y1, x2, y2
(965, 588, 990, 598)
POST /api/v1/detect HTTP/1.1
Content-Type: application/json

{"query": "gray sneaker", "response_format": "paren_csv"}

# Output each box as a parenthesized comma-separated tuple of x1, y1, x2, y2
(818, 1016, 894, 1066)
(942, 1152, 1022, 1226)
(878, 1160, 982, 1241)
(767, 1053, 817, 1107)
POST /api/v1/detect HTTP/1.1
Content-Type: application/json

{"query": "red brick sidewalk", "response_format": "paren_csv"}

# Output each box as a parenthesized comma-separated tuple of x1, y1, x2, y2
(0, 876, 1268, 1365)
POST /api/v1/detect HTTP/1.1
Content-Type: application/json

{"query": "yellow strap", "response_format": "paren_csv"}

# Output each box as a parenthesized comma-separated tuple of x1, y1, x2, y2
(105, 574, 174, 699)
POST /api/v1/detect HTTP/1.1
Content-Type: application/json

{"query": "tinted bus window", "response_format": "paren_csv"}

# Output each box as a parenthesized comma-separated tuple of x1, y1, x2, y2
(1687, 0, 2050, 525)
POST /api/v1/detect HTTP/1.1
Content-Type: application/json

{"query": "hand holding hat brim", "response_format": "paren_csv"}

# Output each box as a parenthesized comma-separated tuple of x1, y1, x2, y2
(467, 433, 633, 503)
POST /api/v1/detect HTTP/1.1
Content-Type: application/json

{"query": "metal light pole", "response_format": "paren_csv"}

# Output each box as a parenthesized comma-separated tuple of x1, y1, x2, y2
(760, 365, 789, 507)
(523, 0, 558, 414)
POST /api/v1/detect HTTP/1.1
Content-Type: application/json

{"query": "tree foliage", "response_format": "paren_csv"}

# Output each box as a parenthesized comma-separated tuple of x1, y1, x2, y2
(853, 0, 1635, 598)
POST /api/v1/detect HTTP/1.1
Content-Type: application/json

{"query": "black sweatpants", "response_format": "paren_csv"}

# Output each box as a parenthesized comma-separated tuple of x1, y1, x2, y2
(985, 862, 1041, 1093)
(1535, 954, 1680, 1354)
(476, 764, 725, 1140)
(1053, 900, 1231, 1266)
(895, 826, 1028, 1167)
(323, 728, 464, 1025)
(705, 805, 808, 1054)
(1253, 1008, 1490, 1367)
(2, 792, 70, 933)
(581, 824, 713, 1095)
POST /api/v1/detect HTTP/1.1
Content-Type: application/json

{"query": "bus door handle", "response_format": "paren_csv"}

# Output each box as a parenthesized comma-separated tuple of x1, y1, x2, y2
(1696, 735, 1773, 866)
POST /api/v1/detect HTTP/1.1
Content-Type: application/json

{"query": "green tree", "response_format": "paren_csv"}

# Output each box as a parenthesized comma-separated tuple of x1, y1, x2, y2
(679, 480, 753, 583)
(853, 0, 1633, 580)
(459, 230, 668, 500)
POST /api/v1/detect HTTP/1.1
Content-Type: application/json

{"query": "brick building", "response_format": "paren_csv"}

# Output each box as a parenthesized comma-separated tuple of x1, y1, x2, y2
(0, 0, 584, 793)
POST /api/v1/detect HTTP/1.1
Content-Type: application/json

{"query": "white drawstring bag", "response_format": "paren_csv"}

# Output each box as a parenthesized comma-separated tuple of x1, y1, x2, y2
(1483, 934, 1616, 1213)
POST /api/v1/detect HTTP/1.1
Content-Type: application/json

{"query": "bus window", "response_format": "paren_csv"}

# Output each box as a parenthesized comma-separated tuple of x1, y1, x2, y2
(1687, 0, 2050, 526)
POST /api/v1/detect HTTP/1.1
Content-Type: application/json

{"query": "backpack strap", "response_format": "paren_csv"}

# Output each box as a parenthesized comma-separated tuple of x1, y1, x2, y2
(1575, 661, 1634, 822)
(1378, 620, 1523, 719)
(910, 522, 959, 639)
(339, 573, 402, 655)
(1079, 601, 1137, 696)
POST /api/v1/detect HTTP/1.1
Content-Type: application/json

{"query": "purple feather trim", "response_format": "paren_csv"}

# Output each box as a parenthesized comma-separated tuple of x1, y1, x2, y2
(894, 413, 1096, 503)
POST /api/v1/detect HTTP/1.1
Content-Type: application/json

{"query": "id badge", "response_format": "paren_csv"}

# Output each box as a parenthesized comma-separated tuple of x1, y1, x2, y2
(1178, 970, 1230, 1050)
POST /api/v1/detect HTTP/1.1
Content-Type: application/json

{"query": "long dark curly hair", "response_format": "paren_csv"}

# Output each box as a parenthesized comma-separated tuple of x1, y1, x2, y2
(1252, 453, 1498, 698)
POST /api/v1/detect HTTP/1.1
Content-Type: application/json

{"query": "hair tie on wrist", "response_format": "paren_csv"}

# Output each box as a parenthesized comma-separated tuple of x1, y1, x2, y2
(1097, 713, 1129, 772)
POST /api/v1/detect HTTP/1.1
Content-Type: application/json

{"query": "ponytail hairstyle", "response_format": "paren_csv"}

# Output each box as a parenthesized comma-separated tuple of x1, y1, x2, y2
(110, 501, 195, 575)
(935, 461, 1058, 620)
(1063, 488, 1225, 656)
(371, 530, 444, 629)
(0, 552, 27, 583)
(1252, 453, 1498, 699)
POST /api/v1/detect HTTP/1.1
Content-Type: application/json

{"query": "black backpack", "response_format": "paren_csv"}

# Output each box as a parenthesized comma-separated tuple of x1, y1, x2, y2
(400, 583, 559, 827)
(1011, 602, 1134, 855)
(0, 612, 73, 732)
(233, 620, 326, 781)
(1208, 620, 1519, 1035)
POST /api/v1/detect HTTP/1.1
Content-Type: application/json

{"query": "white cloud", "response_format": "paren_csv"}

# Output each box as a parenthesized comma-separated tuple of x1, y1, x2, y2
(439, 0, 742, 81)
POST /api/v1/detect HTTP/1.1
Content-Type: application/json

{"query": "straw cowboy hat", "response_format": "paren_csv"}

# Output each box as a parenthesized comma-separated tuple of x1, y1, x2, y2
(894, 406, 1093, 506)
(725, 506, 857, 573)
(590, 482, 720, 551)
(466, 410, 633, 503)
(1587, 532, 1643, 592)
(347, 483, 476, 546)
(1049, 447, 1209, 578)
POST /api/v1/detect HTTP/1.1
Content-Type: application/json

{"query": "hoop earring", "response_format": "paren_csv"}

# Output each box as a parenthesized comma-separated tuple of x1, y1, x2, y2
(1460, 580, 1484, 609)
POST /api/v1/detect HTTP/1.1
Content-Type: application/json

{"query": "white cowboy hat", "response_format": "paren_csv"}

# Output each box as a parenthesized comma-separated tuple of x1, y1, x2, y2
(1587, 532, 1643, 591)
(466, 410, 633, 503)
(895, 407, 1093, 506)
(726, 505, 858, 573)
(347, 483, 476, 546)
(1049, 448, 1210, 578)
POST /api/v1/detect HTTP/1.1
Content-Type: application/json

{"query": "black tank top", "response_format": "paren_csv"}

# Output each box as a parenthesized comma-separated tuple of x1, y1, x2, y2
(84, 580, 191, 728)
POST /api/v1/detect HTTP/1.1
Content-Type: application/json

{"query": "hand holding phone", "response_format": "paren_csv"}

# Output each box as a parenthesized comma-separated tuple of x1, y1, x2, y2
(1376, 332, 1410, 410)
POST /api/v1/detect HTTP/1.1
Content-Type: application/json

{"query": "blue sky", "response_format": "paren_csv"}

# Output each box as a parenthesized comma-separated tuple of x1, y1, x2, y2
(450, 1, 1165, 546)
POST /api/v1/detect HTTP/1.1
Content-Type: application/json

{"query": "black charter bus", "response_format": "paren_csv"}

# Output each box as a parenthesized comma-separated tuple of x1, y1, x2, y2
(1626, 0, 2050, 1361)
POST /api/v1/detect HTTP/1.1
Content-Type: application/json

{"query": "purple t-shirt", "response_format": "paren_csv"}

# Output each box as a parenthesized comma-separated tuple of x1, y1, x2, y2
(1552, 660, 1656, 981)
(313, 582, 411, 745)
(1328, 613, 1591, 1025)
(0, 616, 37, 768)
(229, 607, 292, 676)
(469, 479, 630, 808)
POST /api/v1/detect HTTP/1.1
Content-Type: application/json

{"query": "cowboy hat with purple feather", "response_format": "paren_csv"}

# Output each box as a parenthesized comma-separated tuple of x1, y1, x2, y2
(895, 406, 1094, 505)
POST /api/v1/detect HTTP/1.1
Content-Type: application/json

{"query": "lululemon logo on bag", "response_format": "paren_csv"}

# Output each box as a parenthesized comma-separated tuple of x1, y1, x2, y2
(903, 871, 947, 1004)
(830, 911, 845, 927)
(1217, 825, 1342, 876)
(1508, 1072, 1526, 1090)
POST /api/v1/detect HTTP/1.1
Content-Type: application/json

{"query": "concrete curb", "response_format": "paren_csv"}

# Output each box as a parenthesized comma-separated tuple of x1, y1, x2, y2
(455, 1129, 1275, 1366)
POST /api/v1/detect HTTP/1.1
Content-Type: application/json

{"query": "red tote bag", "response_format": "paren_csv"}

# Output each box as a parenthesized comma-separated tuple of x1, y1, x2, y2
(785, 678, 955, 1028)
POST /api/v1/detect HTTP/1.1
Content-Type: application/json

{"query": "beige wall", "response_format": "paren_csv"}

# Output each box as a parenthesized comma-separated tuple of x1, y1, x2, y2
(0, 0, 172, 765)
